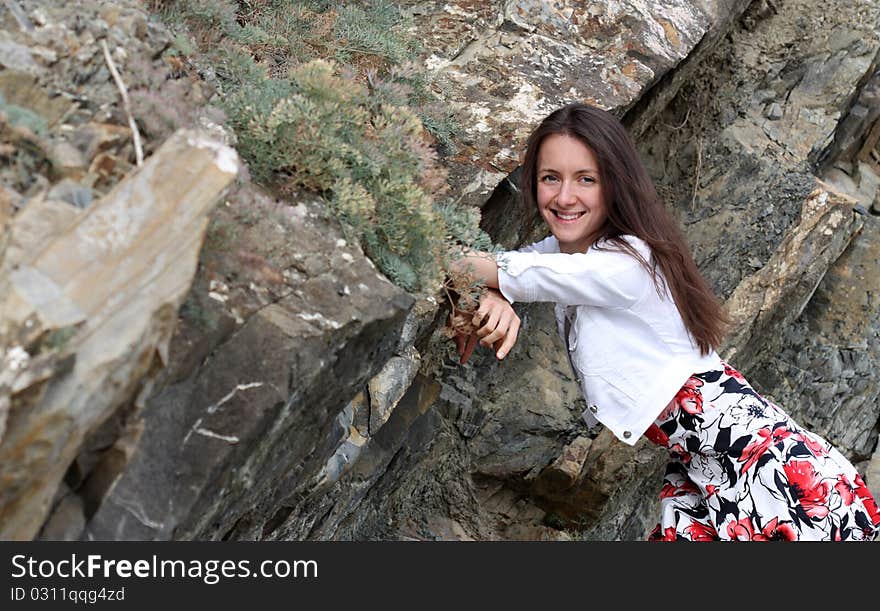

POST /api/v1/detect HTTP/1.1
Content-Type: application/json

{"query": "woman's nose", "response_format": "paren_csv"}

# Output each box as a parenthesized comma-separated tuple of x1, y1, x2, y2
(558, 181, 577, 205)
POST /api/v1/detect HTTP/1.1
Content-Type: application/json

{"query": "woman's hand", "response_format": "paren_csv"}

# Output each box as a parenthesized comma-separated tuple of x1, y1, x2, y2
(455, 289, 520, 364)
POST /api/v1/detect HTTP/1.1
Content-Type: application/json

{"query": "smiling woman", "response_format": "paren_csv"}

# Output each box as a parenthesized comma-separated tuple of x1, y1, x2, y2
(449, 102, 880, 541)
(535, 133, 608, 254)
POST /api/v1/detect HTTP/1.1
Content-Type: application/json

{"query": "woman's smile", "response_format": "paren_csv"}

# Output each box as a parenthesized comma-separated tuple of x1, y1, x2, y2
(549, 209, 586, 221)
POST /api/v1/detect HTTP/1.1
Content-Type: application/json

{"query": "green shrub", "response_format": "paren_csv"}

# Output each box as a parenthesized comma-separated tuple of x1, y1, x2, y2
(226, 59, 464, 293)
(153, 1, 490, 297)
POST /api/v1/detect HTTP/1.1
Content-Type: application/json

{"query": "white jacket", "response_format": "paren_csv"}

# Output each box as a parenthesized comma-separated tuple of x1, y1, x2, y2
(496, 234, 723, 446)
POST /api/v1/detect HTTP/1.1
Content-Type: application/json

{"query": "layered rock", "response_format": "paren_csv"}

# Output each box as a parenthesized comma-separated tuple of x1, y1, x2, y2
(0, 128, 239, 540)
(82, 188, 414, 540)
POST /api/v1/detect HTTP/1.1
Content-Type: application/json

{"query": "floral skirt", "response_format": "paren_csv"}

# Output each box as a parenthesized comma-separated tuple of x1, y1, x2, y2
(645, 362, 880, 541)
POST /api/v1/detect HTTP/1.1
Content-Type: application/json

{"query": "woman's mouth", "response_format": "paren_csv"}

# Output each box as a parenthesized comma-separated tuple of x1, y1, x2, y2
(552, 210, 586, 222)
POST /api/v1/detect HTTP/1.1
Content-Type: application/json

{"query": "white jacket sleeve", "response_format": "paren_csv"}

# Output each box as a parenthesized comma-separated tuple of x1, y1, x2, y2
(496, 242, 650, 308)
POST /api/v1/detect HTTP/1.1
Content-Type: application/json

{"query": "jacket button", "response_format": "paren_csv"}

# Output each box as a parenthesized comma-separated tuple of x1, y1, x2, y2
(622, 430, 632, 439)
(589, 404, 598, 414)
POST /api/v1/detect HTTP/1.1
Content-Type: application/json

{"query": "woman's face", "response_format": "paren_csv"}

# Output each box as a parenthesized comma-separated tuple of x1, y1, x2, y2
(535, 133, 608, 254)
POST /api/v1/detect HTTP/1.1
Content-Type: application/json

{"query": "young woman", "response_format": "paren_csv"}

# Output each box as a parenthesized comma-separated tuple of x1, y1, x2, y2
(450, 103, 880, 541)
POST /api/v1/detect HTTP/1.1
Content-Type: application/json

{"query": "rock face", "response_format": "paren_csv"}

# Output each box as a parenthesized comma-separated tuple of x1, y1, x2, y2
(2, 0, 879, 541)
(83, 192, 413, 540)
(0, 128, 239, 540)
(749, 213, 880, 464)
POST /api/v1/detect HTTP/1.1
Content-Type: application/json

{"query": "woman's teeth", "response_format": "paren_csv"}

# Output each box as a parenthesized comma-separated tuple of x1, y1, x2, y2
(553, 210, 585, 220)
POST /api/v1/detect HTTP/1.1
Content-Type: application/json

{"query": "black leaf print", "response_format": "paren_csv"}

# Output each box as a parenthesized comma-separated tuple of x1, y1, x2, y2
(774, 470, 789, 497)
(679, 411, 701, 431)
(722, 456, 738, 487)
(713, 426, 732, 453)
(697, 370, 723, 383)
(728, 434, 751, 459)
(855, 511, 872, 531)
(792, 503, 811, 525)
(665, 461, 688, 478)
(720, 378, 760, 398)
(786, 441, 812, 459)
(679, 505, 710, 520)
(756, 452, 773, 472)
(660, 419, 677, 436)
(716, 496, 739, 524)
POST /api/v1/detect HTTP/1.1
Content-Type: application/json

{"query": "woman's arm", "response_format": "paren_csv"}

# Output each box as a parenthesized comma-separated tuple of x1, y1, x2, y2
(449, 249, 499, 289)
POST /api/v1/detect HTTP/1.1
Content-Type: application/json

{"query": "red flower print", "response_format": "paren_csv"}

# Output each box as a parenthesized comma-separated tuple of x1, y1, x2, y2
(727, 517, 757, 541)
(675, 377, 704, 414)
(754, 517, 798, 541)
(853, 474, 880, 526)
(684, 521, 719, 541)
(659, 480, 700, 499)
(722, 362, 746, 382)
(738, 426, 791, 475)
(644, 424, 669, 447)
(705, 485, 718, 497)
(835, 475, 854, 506)
(796, 433, 828, 458)
(783, 460, 831, 519)
(657, 398, 678, 422)
(729, 516, 798, 541)
(670, 443, 692, 464)
(648, 525, 678, 541)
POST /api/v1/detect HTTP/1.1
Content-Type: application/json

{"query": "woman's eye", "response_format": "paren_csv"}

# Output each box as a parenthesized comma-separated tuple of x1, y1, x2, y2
(540, 175, 558, 183)
(579, 176, 595, 184)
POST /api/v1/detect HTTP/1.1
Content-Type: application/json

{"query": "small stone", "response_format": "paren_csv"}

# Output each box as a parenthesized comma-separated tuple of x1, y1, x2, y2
(0, 41, 43, 74)
(29, 9, 48, 27)
(765, 102, 784, 120)
(50, 140, 87, 178)
(47, 179, 94, 208)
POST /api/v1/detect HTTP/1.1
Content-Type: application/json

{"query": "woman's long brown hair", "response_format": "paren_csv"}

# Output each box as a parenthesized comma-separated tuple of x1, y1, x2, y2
(520, 103, 728, 355)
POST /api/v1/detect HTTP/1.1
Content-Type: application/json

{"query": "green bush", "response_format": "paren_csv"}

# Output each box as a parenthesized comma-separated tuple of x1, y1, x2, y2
(153, 1, 490, 297)
(226, 59, 462, 293)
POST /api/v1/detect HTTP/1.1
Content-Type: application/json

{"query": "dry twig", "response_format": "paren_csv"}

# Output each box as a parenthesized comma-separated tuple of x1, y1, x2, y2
(664, 108, 691, 132)
(101, 40, 144, 167)
(691, 137, 703, 213)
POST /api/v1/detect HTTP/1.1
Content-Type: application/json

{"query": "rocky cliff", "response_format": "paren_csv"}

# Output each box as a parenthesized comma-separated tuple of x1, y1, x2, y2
(1, 0, 878, 541)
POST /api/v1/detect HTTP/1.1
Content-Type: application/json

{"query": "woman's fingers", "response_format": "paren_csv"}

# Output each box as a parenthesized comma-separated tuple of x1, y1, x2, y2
(472, 308, 492, 337)
(494, 316, 520, 359)
(450, 290, 520, 363)
(479, 309, 518, 346)
(476, 308, 502, 341)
